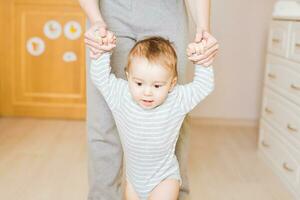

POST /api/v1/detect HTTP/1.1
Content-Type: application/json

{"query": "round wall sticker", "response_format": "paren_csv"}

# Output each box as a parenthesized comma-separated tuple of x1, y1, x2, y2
(63, 51, 77, 62)
(43, 20, 62, 40)
(26, 37, 45, 56)
(64, 21, 82, 40)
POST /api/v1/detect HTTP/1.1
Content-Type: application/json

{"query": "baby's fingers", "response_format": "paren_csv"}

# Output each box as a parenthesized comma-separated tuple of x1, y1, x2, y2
(102, 37, 108, 46)
(195, 42, 205, 55)
(186, 43, 196, 56)
(106, 31, 115, 44)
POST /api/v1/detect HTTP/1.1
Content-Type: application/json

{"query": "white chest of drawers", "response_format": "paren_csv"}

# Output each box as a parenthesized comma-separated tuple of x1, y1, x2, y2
(258, 9, 300, 200)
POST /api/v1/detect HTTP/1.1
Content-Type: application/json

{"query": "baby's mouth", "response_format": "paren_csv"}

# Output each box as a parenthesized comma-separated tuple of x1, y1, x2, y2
(141, 99, 154, 106)
(142, 99, 154, 103)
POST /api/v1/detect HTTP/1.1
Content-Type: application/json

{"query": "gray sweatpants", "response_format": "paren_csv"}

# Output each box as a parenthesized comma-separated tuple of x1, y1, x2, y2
(86, 1, 190, 199)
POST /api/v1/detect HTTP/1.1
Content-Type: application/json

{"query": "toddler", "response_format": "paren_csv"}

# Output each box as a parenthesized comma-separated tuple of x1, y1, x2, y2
(90, 36, 214, 200)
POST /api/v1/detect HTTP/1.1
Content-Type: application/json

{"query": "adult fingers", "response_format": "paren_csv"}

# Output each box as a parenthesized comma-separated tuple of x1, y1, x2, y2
(85, 39, 106, 51)
(203, 33, 219, 52)
(202, 54, 216, 67)
(188, 43, 218, 62)
(204, 42, 219, 58)
(86, 40, 115, 52)
(195, 50, 218, 66)
(84, 30, 104, 46)
(192, 48, 218, 64)
(86, 44, 103, 54)
(84, 31, 99, 44)
(101, 44, 116, 51)
(85, 37, 116, 51)
(84, 38, 101, 50)
(203, 59, 214, 67)
(84, 23, 108, 45)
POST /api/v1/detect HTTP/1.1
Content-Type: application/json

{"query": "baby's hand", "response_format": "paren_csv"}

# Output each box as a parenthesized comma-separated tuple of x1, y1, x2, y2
(186, 42, 205, 59)
(187, 41, 214, 67)
(90, 30, 116, 59)
(95, 30, 116, 52)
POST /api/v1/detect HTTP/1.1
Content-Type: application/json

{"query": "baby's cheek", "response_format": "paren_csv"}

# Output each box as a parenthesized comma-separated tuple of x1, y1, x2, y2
(157, 90, 168, 102)
(131, 88, 141, 100)
(128, 85, 137, 98)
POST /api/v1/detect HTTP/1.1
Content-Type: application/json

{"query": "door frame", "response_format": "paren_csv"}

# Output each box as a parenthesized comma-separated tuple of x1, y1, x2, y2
(0, 0, 14, 116)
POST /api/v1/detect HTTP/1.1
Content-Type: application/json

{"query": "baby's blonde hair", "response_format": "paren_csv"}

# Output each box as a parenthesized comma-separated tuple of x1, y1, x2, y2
(125, 36, 178, 78)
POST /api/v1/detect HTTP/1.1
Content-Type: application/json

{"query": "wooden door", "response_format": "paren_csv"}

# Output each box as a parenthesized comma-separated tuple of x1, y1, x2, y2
(0, 0, 86, 119)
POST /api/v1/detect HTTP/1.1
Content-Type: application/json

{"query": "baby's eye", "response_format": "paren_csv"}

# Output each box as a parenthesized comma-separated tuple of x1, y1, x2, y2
(154, 84, 162, 88)
(136, 82, 142, 86)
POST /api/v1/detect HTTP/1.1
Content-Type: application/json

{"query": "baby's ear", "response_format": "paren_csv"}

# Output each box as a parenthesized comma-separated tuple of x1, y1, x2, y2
(169, 77, 177, 92)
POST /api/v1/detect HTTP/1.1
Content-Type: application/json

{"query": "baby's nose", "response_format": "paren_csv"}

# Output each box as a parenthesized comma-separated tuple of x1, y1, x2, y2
(144, 87, 152, 96)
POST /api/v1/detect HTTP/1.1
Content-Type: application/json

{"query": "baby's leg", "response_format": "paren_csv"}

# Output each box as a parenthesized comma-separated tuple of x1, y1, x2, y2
(148, 179, 180, 200)
(125, 180, 140, 200)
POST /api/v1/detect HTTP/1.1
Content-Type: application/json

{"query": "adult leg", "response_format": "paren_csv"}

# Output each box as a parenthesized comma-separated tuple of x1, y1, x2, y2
(167, 5, 191, 199)
(155, 4, 191, 199)
(175, 116, 191, 200)
(174, 46, 191, 200)
(86, 27, 136, 199)
(86, 56, 122, 200)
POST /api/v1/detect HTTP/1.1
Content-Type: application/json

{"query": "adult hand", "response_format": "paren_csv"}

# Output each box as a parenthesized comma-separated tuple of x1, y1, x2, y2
(187, 29, 219, 67)
(84, 21, 116, 59)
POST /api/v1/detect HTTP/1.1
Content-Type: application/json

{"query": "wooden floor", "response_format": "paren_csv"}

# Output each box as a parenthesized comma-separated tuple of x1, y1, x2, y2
(0, 117, 294, 200)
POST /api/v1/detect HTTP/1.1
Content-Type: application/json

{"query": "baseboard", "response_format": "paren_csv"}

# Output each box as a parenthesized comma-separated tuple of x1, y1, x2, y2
(190, 117, 259, 127)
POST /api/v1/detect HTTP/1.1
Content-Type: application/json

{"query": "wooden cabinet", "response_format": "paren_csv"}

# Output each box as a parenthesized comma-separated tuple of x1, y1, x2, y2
(290, 22, 300, 63)
(268, 21, 291, 57)
(259, 19, 300, 200)
(0, 0, 86, 119)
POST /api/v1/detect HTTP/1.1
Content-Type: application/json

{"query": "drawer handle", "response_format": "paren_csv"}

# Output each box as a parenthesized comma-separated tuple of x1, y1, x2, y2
(283, 162, 294, 172)
(267, 73, 276, 79)
(287, 124, 298, 132)
(261, 140, 270, 148)
(290, 84, 300, 91)
(264, 107, 273, 114)
(272, 38, 281, 43)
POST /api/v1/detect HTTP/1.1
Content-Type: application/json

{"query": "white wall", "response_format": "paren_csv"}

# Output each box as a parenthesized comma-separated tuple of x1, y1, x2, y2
(189, 0, 277, 120)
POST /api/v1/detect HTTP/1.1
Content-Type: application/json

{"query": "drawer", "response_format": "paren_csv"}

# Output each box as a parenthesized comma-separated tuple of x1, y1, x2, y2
(265, 55, 300, 106)
(259, 119, 299, 189)
(262, 88, 300, 147)
(268, 21, 291, 57)
(289, 22, 300, 63)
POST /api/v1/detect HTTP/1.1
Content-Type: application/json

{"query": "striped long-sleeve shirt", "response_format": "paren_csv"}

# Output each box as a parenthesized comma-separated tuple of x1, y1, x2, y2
(90, 53, 214, 200)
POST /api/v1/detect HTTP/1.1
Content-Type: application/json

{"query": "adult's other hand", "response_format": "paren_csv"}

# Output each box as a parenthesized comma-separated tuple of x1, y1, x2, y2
(187, 30, 219, 67)
(84, 21, 116, 59)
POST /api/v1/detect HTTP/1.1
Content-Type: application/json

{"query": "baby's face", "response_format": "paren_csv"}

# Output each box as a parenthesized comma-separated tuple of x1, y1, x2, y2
(126, 57, 177, 109)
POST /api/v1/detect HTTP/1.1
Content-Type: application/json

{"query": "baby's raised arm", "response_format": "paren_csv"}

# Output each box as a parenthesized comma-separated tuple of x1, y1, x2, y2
(90, 53, 127, 110)
(175, 42, 215, 114)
